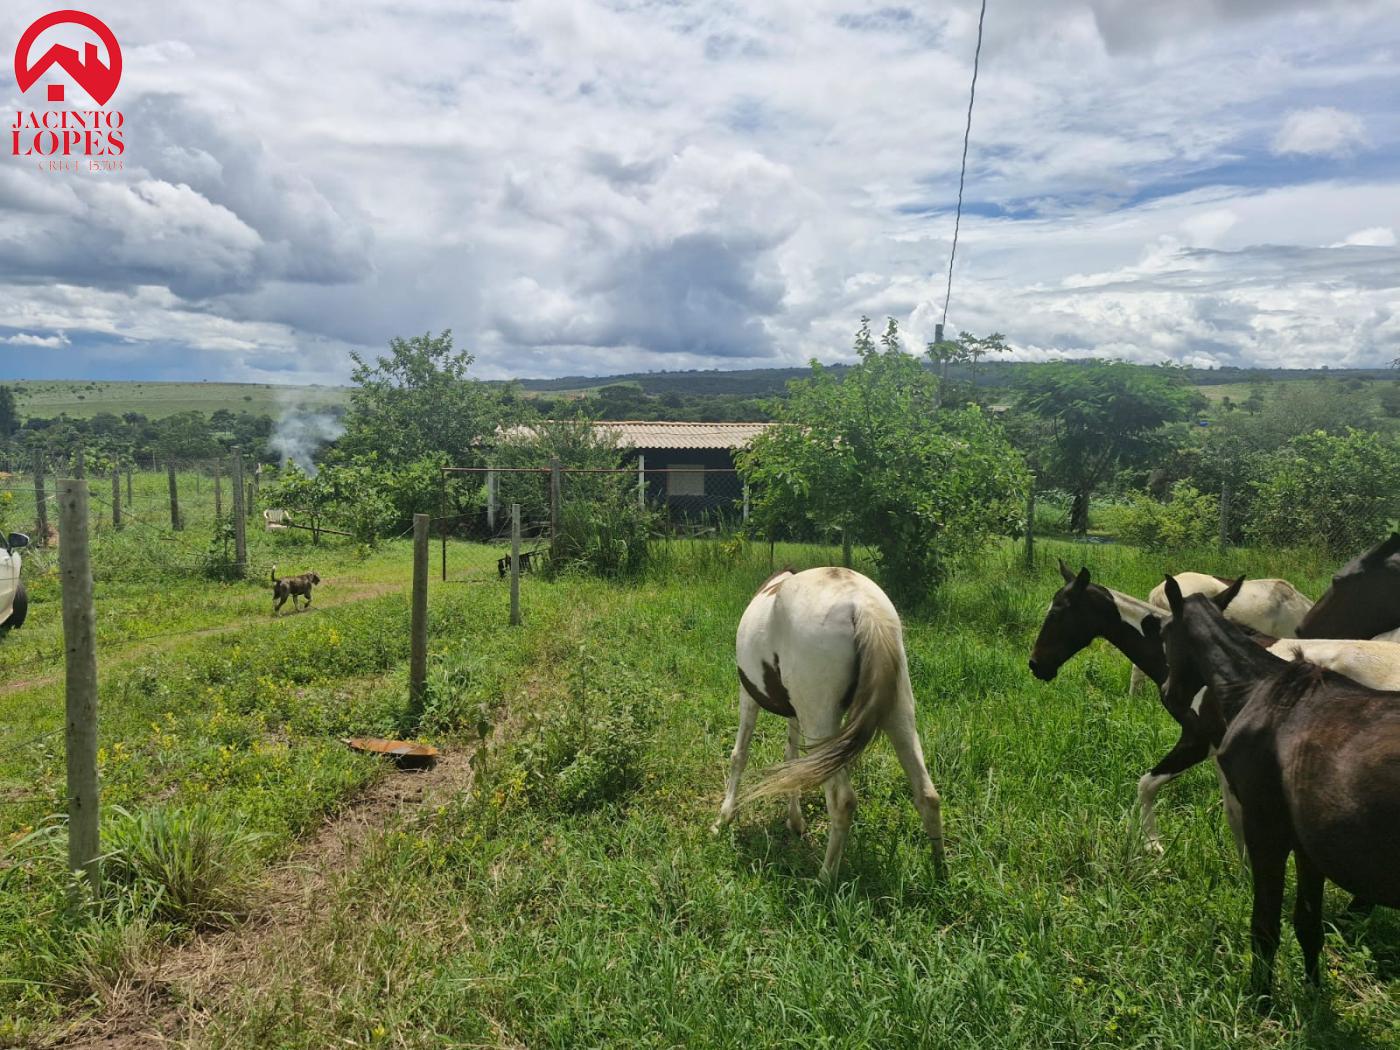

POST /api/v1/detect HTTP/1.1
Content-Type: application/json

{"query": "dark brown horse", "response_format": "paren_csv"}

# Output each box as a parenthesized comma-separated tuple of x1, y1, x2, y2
(1029, 561, 1289, 853)
(1298, 532, 1400, 639)
(1160, 578, 1400, 996)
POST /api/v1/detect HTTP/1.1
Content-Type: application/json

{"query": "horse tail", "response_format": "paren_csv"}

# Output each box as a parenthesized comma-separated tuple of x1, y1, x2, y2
(742, 601, 903, 802)
(270, 564, 278, 583)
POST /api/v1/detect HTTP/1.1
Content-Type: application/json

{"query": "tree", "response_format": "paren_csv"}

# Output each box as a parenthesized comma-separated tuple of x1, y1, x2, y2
(339, 330, 514, 466)
(1380, 381, 1400, 419)
(739, 318, 1028, 603)
(1242, 384, 1265, 416)
(1015, 362, 1199, 532)
(1248, 429, 1400, 555)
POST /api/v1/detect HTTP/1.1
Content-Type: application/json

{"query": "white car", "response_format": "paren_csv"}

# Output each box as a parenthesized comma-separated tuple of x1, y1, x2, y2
(1, 531, 29, 633)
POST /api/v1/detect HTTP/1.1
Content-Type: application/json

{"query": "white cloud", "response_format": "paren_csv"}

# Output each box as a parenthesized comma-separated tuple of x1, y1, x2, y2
(1, 332, 69, 348)
(1339, 226, 1397, 247)
(1272, 106, 1369, 157)
(2, 0, 1400, 381)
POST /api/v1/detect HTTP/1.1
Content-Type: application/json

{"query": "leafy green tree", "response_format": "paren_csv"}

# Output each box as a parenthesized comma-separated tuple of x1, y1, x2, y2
(1242, 384, 1265, 415)
(1015, 362, 1199, 532)
(1248, 429, 1400, 555)
(740, 318, 1028, 603)
(339, 330, 514, 466)
(1380, 381, 1400, 419)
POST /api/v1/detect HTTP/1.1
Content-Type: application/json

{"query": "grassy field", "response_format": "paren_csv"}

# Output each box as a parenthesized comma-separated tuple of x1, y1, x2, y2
(7, 380, 349, 420)
(1, 525, 1397, 1047)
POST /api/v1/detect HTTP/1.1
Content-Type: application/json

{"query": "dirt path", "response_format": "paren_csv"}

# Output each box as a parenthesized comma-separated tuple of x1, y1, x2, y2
(48, 745, 477, 1049)
(0, 583, 406, 699)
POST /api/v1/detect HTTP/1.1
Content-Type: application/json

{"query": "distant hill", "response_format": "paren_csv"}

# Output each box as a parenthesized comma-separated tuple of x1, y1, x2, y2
(517, 361, 1397, 398)
(5, 364, 1395, 422)
(8, 379, 349, 420)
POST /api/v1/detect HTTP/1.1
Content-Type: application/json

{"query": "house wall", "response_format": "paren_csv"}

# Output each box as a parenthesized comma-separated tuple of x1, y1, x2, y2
(623, 446, 744, 520)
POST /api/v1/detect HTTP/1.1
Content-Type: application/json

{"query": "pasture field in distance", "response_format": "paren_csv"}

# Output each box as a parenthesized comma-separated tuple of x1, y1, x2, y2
(6, 379, 350, 420)
(0, 508, 1396, 1047)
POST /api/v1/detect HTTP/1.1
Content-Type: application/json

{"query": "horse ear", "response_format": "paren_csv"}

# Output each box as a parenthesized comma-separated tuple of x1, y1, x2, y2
(1163, 574, 1185, 617)
(1058, 558, 1075, 584)
(1213, 575, 1245, 612)
(1073, 567, 1091, 592)
(1364, 533, 1400, 563)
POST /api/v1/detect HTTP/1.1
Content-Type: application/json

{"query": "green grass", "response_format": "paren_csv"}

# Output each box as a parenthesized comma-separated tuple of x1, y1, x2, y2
(6, 379, 349, 420)
(2, 535, 1397, 1047)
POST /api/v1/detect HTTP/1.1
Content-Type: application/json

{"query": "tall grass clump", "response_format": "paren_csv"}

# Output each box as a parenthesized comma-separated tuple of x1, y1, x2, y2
(102, 804, 262, 929)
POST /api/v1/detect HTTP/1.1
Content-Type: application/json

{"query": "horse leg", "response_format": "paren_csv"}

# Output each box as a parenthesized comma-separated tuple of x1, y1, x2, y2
(885, 700, 946, 878)
(1137, 730, 1212, 855)
(1128, 665, 1145, 696)
(1213, 759, 1247, 864)
(818, 768, 856, 884)
(1246, 834, 1289, 1000)
(785, 717, 806, 836)
(1293, 852, 1326, 987)
(712, 691, 759, 834)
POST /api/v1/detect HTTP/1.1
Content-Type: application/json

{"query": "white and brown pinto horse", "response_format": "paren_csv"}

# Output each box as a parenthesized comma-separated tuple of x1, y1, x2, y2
(714, 567, 945, 882)
(1126, 571, 1312, 694)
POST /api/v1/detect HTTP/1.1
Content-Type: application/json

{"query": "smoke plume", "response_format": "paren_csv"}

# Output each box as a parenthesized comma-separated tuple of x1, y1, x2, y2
(269, 404, 345, 476)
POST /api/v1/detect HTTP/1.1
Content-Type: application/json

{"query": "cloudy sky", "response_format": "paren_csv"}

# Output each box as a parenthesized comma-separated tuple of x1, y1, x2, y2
(1, 0, 1398, 383)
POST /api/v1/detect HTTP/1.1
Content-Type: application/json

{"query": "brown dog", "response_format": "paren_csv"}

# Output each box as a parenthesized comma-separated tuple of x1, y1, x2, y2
(271, 565, 321, 615)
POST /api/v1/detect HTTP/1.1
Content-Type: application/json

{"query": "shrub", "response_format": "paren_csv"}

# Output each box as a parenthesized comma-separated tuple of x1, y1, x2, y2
(1114, 482, 1219, 552)
(739, 318, 1028, 604)
(1247, 429, 1400, 555)
(507, 655, 651, 813)
(494, 418, 657, 579)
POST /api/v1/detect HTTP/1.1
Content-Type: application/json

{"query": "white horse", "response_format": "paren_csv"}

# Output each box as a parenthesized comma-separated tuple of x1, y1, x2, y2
(1127, 571, 1313, 695)
(713, 566, 945, 882)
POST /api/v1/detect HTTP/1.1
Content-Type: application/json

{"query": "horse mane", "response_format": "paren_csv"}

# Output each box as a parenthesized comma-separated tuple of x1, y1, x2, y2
(1265, 652, 1327, 708)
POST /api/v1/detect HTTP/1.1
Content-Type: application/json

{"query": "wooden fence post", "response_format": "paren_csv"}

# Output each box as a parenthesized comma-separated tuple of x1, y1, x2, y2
(409, 512, 430, 721)
(231, 448, 247, 575)
(637, 453, 646, 509)
(742, 484, 750, 524)
(549, 459, 562, 562)
(842, 527, 852, 568)
(510, 502, 522, 626)
(1024, 482, 1036, 571)
(33, 452, 48, 548)
(57, 478, 100, 894)
(125, 467, 132, 508)
(111, 469, 122, 529)
(1219, 483, 1232, 551)
(167, 461, 182, 531)
(214, 463, 223, 519)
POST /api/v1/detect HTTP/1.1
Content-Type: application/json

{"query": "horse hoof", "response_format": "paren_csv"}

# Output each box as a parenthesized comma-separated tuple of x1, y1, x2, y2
(1143, 839, 1165, 857)
(787, 818, 806, 837)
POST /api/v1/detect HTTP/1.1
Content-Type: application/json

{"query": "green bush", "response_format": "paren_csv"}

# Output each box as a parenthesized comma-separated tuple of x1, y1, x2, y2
(1247, 429, 1400, 555)
(739, 319, 1028, 604)
(508, 655, 651, 813)
(1113, 482, 1219, 552)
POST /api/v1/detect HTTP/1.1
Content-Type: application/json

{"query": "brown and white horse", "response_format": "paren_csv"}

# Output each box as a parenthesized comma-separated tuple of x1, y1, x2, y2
(1127, 571, 1312, 694)
(714, 567, 945, 882)
(1031, 561, 1400, 854)
(1160, 580, 1400, 996)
